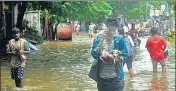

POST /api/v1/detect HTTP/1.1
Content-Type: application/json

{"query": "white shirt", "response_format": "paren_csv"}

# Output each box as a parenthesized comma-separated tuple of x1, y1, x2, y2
(123, 26, 129, 33)
(89, 24, 95, 31)
(76, 24, 80, 30)
(102, 23, 107, 30)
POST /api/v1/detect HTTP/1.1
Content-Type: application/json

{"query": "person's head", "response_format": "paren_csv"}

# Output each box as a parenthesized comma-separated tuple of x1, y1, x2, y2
(105, 18, 119, 37)
(106, 17, 119, 32)
(150, 27, 158, 35)
(118, 27, 125, 36)
(12, 27, 21, 40)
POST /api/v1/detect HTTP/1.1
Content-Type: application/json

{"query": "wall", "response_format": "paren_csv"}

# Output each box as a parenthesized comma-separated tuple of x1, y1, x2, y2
(23, 11, 41, 36)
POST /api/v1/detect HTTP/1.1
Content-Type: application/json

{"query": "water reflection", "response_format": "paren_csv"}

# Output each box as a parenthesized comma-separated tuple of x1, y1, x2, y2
(147, 74, 168, 91)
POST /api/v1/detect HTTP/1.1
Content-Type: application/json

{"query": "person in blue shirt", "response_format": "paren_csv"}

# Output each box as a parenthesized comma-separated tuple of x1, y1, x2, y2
(91, 17, 128, 91)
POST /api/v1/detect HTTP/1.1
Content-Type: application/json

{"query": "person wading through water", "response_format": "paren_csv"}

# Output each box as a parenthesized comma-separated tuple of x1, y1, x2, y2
(128, 23, 141, 46)
(145, 27, 167, 73)
(91, 17, 128, 91)
(6, 27, 30, 88)
(118, 27, 135, 77)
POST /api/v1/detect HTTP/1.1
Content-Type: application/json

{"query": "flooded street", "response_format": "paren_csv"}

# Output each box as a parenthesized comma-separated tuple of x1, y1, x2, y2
(1, 36, 175, 91)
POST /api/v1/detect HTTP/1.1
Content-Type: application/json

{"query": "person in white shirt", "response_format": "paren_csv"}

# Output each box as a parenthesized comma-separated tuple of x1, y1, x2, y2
(102, 23, 107, 30)
(75, 23, 80, 35)
(123, 23, 129, 33)
(89, 22, 95, 38)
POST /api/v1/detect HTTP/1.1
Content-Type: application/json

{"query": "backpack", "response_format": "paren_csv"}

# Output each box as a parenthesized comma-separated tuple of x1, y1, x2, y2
(125, 35, 134, 56)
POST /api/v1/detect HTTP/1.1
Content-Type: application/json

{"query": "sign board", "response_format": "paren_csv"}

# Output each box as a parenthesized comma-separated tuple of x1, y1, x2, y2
(150, 10, 161, 16)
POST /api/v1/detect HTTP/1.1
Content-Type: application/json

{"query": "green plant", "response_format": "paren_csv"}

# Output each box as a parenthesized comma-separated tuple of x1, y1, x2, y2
(22, 20, 42, 43)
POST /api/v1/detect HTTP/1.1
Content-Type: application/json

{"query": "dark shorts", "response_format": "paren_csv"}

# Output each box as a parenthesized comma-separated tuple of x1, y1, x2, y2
(97, 77, 124, 91)
(124, 56, 133, 69)
(11, 67, 24, 80)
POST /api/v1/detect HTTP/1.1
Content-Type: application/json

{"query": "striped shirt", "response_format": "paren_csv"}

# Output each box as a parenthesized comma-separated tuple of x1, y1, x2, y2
(99, 38, 117, 79)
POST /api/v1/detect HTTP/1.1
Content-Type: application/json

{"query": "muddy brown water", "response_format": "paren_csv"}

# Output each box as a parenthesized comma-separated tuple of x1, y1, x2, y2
(1, 37, 175, 91)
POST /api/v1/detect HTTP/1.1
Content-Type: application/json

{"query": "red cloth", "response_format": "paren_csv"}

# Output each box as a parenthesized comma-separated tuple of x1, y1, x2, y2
(145, 35, 167, 60)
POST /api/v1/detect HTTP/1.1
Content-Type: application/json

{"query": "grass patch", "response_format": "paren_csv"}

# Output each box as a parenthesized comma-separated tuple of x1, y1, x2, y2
(167, 37, 175, 44)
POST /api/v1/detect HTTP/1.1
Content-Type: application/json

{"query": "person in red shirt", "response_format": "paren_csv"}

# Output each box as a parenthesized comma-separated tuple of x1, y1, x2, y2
(145, 27, 167, 73)
(128, 23, 138, 39)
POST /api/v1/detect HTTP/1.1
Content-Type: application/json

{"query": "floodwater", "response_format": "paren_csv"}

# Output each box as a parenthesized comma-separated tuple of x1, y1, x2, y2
(1, 36, 175, 91)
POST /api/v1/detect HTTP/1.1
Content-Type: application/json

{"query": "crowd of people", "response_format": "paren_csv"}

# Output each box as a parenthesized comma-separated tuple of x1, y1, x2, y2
(89, 17, 168, 91)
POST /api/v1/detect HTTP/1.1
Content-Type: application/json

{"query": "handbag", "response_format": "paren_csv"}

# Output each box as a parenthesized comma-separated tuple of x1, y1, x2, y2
(88, 60, 99, 82)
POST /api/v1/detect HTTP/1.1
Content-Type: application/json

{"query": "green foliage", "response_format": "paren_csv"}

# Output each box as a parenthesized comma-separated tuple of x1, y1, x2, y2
(108, 1, 164, 21)
(27, 1, 112, 22)
(27, 1, 53, 11)
(27, 1, 175, 23)
(22, 20, 41, 43)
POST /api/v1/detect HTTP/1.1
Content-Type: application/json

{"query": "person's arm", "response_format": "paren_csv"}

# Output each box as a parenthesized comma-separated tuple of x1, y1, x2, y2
(162, 37, 168, 56)
(20, 51, 30, 54)
(128, 35, 134, 47)
(20, 40, 30, 54)
(113, 37, 128, 62)
(147, 48, 150, 53)
(135, 29, 139, 37)
(6, 42, 11, 53)
(91, 35, 103, 59)
(162, 37, 167, 49)
(145, 38, 150, 53)
(6, 41, 16, 55)
(119, 37, 128, 62)
(98, 38, 105, 48)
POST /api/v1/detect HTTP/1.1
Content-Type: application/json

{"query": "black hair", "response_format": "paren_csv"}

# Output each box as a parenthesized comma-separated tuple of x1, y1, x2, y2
(118, 27, 125, 37)
(12, 27, 21, 35)
(150, 27, 158, 35)
(13, 27, 20, 32)
(106, 18, 119, 27)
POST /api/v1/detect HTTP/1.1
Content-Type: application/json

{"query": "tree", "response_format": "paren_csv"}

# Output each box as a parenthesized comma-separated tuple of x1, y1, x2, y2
(16, 2, 28, 30)
(28, 1, 112, 22)
(108, 1, 165, 22)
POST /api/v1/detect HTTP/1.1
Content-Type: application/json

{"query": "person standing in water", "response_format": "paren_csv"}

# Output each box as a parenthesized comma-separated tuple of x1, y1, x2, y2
(119, 27, 135, 77)
(145, 27, 167, 73)
(89, 22, 95, 38)
(6, 27, 30, 88)
(91, 17, 128, 91)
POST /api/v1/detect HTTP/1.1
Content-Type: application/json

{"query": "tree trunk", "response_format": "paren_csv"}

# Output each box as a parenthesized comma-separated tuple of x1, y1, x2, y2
(44, 9, 49, 40)
(1, 10, 6, 38)
(16, 2, 27, 31)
